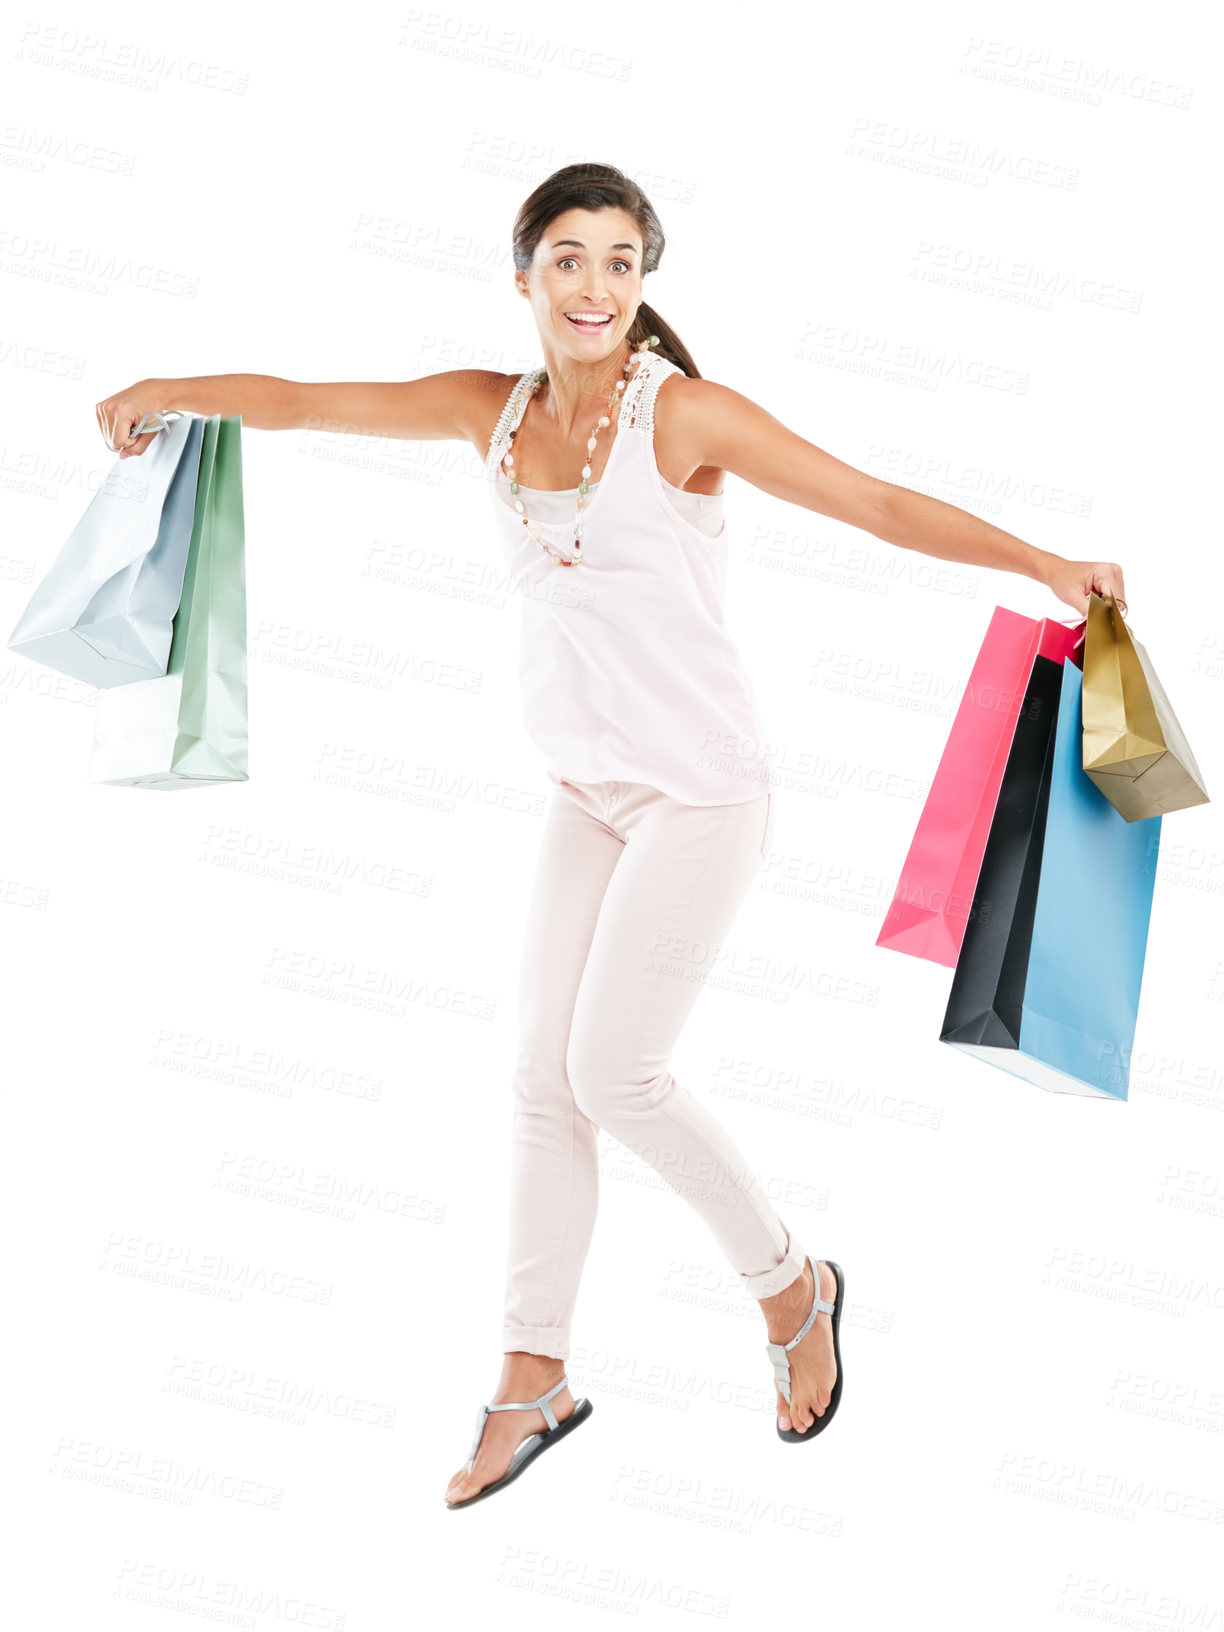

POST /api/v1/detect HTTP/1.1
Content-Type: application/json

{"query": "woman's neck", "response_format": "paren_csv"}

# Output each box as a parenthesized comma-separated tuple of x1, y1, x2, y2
(533, 345, 636, 440)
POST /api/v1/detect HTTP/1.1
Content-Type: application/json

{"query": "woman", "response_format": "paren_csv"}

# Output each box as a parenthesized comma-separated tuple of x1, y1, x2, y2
(97, 162, 1127, 1510)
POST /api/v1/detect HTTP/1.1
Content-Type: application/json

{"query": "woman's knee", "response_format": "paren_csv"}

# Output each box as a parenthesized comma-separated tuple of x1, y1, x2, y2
(513, 1038, 578, 1113)
(566, 1037, 664, 1123)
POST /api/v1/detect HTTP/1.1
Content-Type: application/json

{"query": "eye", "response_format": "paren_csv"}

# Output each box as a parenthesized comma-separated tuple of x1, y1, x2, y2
(556, 257, 633, 274)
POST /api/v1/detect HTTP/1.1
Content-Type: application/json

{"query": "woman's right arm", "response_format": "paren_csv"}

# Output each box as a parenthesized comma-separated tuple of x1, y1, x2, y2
(96, 370, 508, 459)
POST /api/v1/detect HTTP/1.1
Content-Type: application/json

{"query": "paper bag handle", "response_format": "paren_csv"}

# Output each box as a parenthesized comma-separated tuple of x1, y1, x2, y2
(131, 410, 184, 437)
(1052, 586, 1128, 624)
(1050, 610, 1088, 660)
(1099, 587, 1132, 634)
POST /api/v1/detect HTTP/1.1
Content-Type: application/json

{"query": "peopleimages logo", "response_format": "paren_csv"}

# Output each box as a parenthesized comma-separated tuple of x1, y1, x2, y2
(846, 115, 1079, 189)
(1044, 1246, 1224, 1314)
(959, 36, 1193, 110)
(910, 238, 1143, 314)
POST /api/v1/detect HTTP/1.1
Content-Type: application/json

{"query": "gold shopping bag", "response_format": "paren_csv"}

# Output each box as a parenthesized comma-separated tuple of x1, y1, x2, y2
(1080, 590, 1209, 821)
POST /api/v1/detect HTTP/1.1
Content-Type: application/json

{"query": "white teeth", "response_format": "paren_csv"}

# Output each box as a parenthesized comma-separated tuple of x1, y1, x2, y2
(565, 313, 611, 324)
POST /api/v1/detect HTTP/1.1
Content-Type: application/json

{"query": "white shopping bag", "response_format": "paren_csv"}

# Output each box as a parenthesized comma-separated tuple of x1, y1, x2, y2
(90, 415, 248, 791)
(6, 411, 204, 687)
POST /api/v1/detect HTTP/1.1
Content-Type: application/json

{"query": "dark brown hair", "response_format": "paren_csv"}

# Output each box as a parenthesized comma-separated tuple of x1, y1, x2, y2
(510, 162, 701, 379)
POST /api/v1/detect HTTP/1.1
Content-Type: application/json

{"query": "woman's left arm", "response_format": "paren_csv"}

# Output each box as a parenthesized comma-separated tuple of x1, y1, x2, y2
(674, 377, 1126, 616)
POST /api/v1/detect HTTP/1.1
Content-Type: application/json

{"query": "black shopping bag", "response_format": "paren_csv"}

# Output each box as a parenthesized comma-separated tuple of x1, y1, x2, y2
(939, 653, 1063, 1052)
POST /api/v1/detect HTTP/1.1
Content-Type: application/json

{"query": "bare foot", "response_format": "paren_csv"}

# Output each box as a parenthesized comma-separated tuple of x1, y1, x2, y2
(444, 1353, 576, 1506)
(760, 1259, 838, 1434)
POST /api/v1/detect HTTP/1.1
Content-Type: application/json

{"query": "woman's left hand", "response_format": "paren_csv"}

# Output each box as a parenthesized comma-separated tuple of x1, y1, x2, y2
(1044, 557, 1128, 617)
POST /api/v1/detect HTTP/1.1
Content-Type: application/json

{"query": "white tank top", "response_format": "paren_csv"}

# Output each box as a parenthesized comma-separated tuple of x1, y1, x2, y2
(511, 475, 724, 538)
(483, 350, 774, 804)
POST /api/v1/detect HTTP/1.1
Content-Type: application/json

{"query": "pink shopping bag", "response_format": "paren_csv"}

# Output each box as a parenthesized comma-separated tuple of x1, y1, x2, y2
(875, 605, 1084, 967)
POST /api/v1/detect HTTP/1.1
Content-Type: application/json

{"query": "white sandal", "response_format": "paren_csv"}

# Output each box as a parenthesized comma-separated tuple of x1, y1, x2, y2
(765, 1256, 845, 1442)
(445, 1376, 593, 1508)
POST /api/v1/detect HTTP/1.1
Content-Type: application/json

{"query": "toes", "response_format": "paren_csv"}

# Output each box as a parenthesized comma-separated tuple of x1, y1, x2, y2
(778, 1414, 791, 1431)
(446, 1466, 484, 1504)
(790, 1397, 815, 1432)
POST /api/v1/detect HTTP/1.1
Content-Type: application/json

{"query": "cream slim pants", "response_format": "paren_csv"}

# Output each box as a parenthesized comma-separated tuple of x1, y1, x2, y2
(503, 776, 809, 1360)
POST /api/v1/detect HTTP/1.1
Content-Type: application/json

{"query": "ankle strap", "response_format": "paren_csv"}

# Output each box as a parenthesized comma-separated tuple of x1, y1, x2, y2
(465, 1376, 569, 1470)
(784, 1258, 834, 1351)
(485, 1375, 568, 1428)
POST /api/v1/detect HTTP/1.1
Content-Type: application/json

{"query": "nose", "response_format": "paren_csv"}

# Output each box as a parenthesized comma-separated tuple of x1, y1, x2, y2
(577, 268, 608, 304)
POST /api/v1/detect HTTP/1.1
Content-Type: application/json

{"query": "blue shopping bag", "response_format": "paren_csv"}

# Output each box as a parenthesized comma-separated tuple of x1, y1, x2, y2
(942, 658, 1161, 1100)
(1020, 660, 1161, 1097)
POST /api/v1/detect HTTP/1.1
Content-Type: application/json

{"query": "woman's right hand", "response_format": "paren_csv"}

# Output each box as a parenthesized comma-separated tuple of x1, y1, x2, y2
(96, 380, 170, 459)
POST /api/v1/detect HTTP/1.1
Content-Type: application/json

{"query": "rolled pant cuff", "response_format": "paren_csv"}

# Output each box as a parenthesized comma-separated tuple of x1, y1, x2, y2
(502, 1326, 570, 1361)
(738, 1230, 808, 1300)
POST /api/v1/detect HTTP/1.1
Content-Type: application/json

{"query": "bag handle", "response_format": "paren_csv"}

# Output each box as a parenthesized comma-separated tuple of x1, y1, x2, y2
(1049, 610, 1088, 660)
(131, 410, 184, 437)
(1052, 588, 1130, 658)
(1097, 587, 1132, 635)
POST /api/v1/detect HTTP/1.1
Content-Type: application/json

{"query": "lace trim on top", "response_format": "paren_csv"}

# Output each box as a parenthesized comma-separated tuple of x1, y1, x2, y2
(620, 349, 681, 433)
(486, 350, 681, 465)
(486, 369, 537, 465)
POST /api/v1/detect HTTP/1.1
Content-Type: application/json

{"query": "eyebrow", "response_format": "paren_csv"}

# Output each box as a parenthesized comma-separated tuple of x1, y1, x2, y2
(549, 238, 638, 254)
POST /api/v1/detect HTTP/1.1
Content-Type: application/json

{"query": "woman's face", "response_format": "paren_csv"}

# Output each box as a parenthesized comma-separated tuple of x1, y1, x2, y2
(520, 207, 645, 369)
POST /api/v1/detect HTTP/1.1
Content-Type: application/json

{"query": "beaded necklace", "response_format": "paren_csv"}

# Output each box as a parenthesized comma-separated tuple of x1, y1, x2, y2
(500, 334, 660, 566)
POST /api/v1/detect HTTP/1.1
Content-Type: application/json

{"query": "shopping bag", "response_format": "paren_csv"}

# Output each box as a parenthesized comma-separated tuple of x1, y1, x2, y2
(940, 656, 1161, 1100)
(89, 415, 248, 790)
(6, 412, 203, 686)
(1080, 591, 1210, 820)
(938, 654, 1062, 1059)
(875, 605, 1083, 967)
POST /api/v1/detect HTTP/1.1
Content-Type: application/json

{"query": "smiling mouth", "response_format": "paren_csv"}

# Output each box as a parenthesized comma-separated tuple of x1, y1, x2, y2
(563, 312, 614, 330)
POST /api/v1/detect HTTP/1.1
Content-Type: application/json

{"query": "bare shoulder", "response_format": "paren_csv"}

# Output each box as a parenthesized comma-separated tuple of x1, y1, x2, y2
(450, 369, 524, 456)
(652, 367, 806, 485)
(650, 368, 751, 494)
(654, 369, 760, 429)
(653, 366, 892, 532)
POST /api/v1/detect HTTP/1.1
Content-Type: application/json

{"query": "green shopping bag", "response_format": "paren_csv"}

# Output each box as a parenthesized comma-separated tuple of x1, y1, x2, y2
(89, 415, 248, 789)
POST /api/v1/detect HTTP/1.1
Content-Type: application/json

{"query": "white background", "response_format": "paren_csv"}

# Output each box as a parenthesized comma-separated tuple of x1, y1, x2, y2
(2, 1, 1222, 1626)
